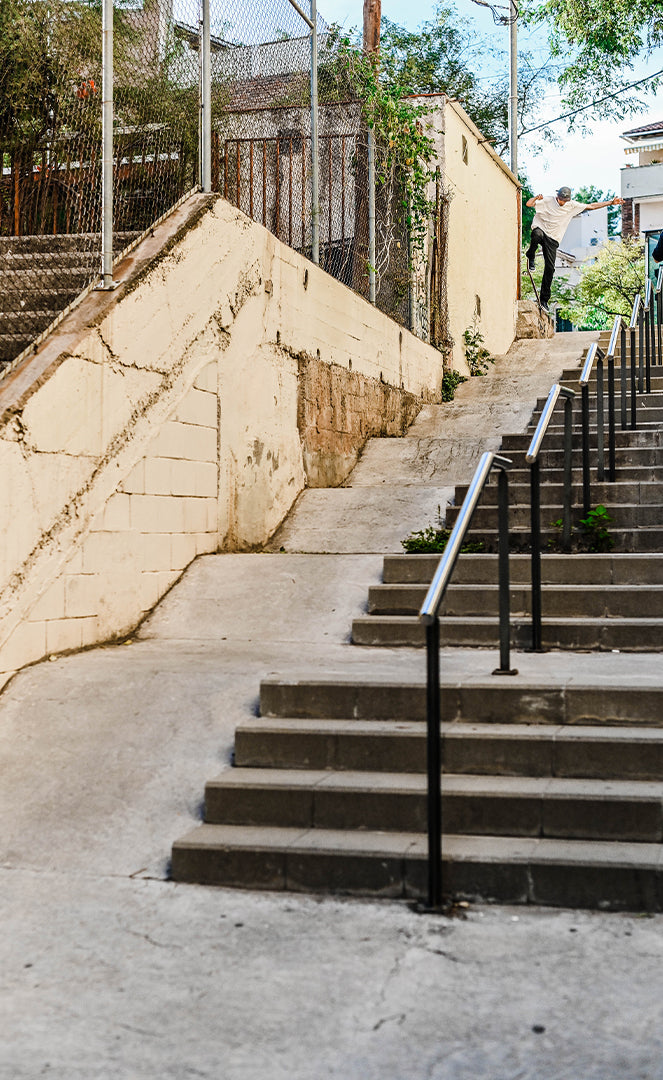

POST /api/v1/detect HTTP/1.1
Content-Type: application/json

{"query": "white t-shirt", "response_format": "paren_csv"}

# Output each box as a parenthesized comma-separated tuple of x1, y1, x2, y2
(531, 196, 586, 244)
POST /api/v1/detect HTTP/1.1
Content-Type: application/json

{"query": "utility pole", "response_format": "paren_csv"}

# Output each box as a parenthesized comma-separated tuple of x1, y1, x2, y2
(363, 0, 380, 303)
(508, 0, 517, 176)
(363, 0, 381, 53)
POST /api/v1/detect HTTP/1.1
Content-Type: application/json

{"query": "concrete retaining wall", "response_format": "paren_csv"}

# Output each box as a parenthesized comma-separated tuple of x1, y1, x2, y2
(0, 193, 443, 688)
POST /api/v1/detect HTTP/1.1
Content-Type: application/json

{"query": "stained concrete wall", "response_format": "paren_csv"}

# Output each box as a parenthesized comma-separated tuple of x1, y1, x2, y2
(0, 193, 443, 689)
(443, 99, 519, 368)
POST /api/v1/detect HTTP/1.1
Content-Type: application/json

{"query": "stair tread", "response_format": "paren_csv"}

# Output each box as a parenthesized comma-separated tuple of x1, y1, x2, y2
(174, 823, 663, 868)
(206, 767, 663, 798)
(239, 717, 663, 742)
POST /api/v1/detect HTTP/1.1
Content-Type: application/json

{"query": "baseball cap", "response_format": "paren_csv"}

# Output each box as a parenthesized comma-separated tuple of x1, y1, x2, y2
(557, 186, 572, 200)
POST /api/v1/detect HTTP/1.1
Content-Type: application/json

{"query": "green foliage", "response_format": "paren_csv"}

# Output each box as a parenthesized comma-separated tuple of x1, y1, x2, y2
(320, 34, 438, 253)
(401, 525, 486, 553)
(462, 322, 494, 376)
(441, 369, 467, 401)
(520, 173, 537, 250)
(567, 236, 645, 324)
(579, 504, 614, 552)
(549, 505, 614, 551)
(521, 0, 663, 118)
(575, 185, 621, 236)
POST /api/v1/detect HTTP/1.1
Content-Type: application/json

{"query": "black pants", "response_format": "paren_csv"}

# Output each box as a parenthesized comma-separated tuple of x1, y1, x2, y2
(527, 226, 558, 307)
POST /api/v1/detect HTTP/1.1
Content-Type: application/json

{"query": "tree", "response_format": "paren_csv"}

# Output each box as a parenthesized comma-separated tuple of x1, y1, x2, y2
(320, 5, 557, 157)
(575, 185, 621, 236)
(521, 0, 663, 119)
(523, 236, 645, 328)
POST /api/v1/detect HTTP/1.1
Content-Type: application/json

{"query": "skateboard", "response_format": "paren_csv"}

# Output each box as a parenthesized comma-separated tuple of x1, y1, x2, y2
(526, 263, 541, 307)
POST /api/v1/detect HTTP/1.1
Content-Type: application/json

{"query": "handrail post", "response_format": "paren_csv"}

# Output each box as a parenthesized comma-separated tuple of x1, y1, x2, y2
(646, 279, 654, 391)
(605, 314, 621, 483)
(643, 298, 647, 395)
(607, 353, 616, 481)
(581, 380, 591, 517)
(494, 468, 516, 674)
(529, 457, 542, 651)
(620, 324, 627, 429)
(596, 355, 605, 482)
(629, 295, 641, 431)
(631, 324, 638, 429)
(563, 394, 574, 545)
(425, 616, 442, 910)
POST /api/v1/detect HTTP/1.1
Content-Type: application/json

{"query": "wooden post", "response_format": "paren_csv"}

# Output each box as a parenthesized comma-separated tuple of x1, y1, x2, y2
(363, 0, 381, 53)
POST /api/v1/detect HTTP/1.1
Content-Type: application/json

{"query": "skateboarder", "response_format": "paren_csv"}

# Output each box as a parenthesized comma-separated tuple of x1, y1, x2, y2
(525, 187, 623, 312)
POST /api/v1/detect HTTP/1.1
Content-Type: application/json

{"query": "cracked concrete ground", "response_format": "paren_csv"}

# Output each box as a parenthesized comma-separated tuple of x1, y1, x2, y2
(3, 331, 663, 1078)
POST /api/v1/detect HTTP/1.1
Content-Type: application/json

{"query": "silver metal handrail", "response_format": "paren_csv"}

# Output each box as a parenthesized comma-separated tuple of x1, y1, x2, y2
(418, 448, 513, 911)
(420, 451, 512, 625)
(526, 382, 575, 651)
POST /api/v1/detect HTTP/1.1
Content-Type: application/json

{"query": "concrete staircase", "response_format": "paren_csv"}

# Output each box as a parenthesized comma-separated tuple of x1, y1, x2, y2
(172, 331, 663, 910)
(0, 232, 139, 367)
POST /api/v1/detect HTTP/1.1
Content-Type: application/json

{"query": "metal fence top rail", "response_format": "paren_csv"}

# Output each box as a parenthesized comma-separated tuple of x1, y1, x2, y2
(526, 382, 575, 462)
(419, 451, 512, 625)
(579, 342, 606, 386)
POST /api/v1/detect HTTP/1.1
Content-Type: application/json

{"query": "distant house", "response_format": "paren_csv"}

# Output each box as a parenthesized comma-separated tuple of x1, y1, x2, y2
(620, 119, 663, 264)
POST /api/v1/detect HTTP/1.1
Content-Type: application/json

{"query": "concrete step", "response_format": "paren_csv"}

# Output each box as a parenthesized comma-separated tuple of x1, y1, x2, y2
(452, 480, 663, 508)
(201, 767, 663, 843)
(382, 553, 663, 586)
(501, 429, 663, 453)
(0, 267, 96, 289)
(0, 288, 87, 314)
(366, 583, 663, 619)
(0, 311, 60, 334)
(0, 333, 37, 362)
(351, 613, 663, 651)
(0, 231, 139, 254)
(0, 250, 101, 270)
(259, 677, 663, 726)
(171, 825, 663, 910)
(444, 501, 663, 531)
(234, 718, 663, 779)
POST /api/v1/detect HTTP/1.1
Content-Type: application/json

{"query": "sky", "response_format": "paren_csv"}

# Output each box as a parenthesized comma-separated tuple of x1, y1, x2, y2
(316, 0, 663, 199)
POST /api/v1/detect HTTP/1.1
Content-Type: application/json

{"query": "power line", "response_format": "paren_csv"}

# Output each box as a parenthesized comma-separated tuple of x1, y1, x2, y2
(520, 66, 663, 137)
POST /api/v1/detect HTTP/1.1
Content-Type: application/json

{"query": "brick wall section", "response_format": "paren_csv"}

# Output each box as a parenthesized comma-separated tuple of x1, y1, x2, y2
(13, 365, 219, 667)
(298, 354, 427, 487)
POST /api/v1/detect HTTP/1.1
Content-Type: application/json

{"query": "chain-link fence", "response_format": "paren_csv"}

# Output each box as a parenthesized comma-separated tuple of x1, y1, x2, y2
(0, 0, 444, 376)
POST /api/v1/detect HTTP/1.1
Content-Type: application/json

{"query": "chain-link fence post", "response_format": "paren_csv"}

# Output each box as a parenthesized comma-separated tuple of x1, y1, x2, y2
(367, 126, 376, 304)
(201, 0, 212, 193)
(101, 0, 114, 288)
(310, 0, 319, 264)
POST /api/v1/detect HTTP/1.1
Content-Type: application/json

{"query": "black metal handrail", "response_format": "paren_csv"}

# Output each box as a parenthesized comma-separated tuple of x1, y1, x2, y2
(418, 450, 513, 909)
(525, 382, 575, 652)
(579, 341, 606, 511)
(604, 313, 623, 481)
(627, 293, 641, 430)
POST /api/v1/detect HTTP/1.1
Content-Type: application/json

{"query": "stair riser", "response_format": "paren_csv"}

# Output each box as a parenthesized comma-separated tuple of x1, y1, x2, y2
(235, 727, 663, 780)
(204, 783, 663, 842)
(383, 554, 663, 586)
(171, 841, 663, 910)
(367, 585, 663, 619)
(431, 527, 663, 553)
(445, 504, 663, 530)
(351, 616, 663, 651)
(259, 680, 663, 725)
(453, 482, 663, 507)
(501, 431, 663, 451)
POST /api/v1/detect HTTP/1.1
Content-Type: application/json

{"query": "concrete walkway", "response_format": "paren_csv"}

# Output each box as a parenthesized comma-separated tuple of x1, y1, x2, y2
(3, 330, 663, 1079)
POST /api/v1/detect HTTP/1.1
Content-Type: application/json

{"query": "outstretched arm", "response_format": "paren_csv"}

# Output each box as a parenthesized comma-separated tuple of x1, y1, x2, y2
(584, 197, 623, 210)
(525, 194, 543, 208)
